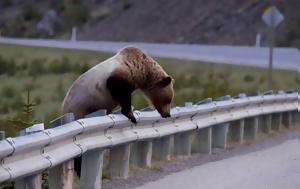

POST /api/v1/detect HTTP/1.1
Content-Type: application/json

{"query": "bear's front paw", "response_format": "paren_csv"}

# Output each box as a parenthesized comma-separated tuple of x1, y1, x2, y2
(121, 110, 137, 124)
(129, 116, 137, 124)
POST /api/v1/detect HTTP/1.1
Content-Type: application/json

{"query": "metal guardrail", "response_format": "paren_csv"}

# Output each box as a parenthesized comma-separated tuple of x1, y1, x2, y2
(0, 92, 299, 189)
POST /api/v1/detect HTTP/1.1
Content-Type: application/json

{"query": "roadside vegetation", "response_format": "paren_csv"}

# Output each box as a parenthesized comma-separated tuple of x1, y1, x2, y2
(0, 44, 299, 136)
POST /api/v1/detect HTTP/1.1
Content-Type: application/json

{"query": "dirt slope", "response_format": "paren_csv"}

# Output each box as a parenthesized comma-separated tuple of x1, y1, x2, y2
(79, 0, 300, 47)
(0, 0, 299, 47)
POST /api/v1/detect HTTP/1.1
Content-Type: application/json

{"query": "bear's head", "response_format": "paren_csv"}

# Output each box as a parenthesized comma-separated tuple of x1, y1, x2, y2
(119, 46, 175, 118)
(145, 76, 174, 118)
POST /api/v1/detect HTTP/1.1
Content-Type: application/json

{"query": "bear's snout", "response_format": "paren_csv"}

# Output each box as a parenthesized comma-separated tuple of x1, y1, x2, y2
(161, 112, 171, 118)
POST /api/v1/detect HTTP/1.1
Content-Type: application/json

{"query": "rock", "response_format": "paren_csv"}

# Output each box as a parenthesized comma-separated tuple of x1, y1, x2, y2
(37, 10, 63, 36)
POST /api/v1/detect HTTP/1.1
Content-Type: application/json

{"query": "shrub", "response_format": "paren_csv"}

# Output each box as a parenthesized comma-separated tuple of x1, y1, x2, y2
(62, 2, 89, 26)
(201, 69, 219, 98)
(0, 0, 13, 7)
(259, 76, 265, 84)
(286, 30, 297, 44)
(60, 60, 72, 73)
(173, 74, 189, 90)
(188, 75, 202, 87)
(44, 108, 61, 128)
(28, 58, 46, 76)
(70, 62, 91, 74)
(52, 80, 65, 102)
(0, 118, 22, 137)
(217, 70, 231, 80)
(0, 101, 9, 114)
(20, 61, 29, 70)
(0, 181, 13, 189)
(10, 88, 38, 129)
(48, 59, 60, 74)
(22, 2, 41, 21)
(34, 96, 42, 105)
(11, 96, 24, 110)
(244, 74, 255, 82)
(6, 59, 17, 76)
(1, 93, 39, 136)
(122, 0, 132, 10)
(201, 69, 233, 99)
(1, 85, 16, 99)
(72, 62, 81, 73)
(0, 56, 17, 76)
(0, 55, 8, 75)
(1, 17, 26, 36)
(79, 63, 90, 74)
(48, 57, 71, 74)
(295, 77, 300, 85)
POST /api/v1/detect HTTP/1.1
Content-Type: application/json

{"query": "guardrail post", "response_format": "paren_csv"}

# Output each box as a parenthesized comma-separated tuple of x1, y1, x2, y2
(282, 112, 292, 128)
(292, 111, 299, 125)
(212, 123, 229, 149)
(272, 113, 282, 130)
(15, 124, 45, 189)
(228, 93, 247, 144)
(0, 131, 5, 140)
(228, 120, 244, 145)
(295, 110, 300, 125)
(48, 162, 74, 189)
(131, 141, 153, 167)
(79, 110, 107, 188)
(108, 143, 130, 178)
(153, 135, 172, 161)
(49, 113, 75, 189)
(79, 149, 104, 189)
(174, 131, 192, 157)
(244, 117, 258, 140)
(262, 114, 272, 133)
(192, 127, 212, 154)
(15, 175, 42, 189)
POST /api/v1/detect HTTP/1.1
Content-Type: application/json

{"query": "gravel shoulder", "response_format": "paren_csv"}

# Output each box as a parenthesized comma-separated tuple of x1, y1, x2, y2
(103, 128, 300, 189)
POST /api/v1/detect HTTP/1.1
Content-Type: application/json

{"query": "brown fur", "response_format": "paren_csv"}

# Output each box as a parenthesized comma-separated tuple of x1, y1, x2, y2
(118, 46, 169, 89)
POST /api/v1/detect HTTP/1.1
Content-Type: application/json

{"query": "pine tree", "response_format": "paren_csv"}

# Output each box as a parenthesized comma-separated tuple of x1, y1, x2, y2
(21, 88, 37, 126)
(9, 87, 37, 130)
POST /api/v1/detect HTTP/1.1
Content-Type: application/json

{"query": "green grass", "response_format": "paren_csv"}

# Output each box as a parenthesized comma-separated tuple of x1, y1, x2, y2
(0, 43, 299, 136)
(158, 57, 299, 104)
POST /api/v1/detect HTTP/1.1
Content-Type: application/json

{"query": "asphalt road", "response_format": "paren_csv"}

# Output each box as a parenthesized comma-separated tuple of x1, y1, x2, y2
(133, 138, 300, 189)
(0, 37, 299, 71)
(102, 130, 300, 189)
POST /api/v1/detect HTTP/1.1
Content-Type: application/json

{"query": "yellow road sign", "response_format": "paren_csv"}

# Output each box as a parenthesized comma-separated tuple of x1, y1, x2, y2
(262, 6, 284, 28)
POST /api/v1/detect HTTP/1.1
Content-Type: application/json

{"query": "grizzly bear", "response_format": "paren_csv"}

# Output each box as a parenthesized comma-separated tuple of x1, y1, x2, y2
(62, 46, 174, 123)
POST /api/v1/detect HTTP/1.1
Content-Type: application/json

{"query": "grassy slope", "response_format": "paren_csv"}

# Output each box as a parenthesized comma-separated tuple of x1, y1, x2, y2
(0, 44, 299, 131)
(0, 44, 111, 123)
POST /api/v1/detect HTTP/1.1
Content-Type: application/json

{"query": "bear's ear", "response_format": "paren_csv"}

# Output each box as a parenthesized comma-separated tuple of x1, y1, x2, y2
(157, 76, 172, 87)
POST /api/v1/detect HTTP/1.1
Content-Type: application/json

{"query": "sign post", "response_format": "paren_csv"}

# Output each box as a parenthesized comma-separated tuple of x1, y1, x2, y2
(262, 6, 284, 90)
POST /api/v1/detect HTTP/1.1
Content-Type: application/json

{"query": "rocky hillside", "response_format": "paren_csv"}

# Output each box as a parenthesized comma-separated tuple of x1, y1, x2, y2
(0, 0, 299, 47)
